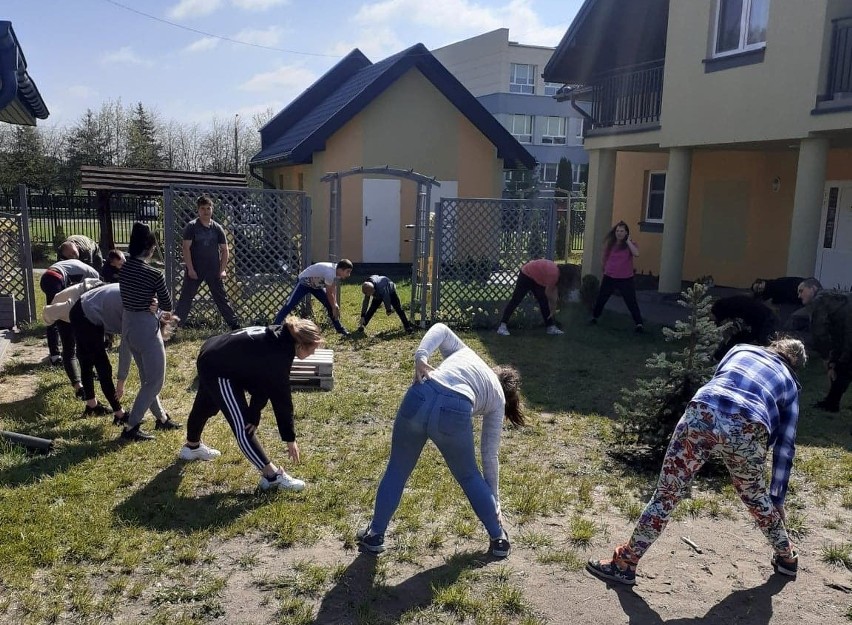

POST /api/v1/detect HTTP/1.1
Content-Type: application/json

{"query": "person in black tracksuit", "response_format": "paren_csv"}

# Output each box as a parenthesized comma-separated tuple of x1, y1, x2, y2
(179, 318, 325, 491)
(357, 275, 413, 333)
(711, 295, 779, 361)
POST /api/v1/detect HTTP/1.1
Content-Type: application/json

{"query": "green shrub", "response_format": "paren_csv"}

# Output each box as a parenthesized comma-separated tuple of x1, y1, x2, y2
(52, 225, 67, 258)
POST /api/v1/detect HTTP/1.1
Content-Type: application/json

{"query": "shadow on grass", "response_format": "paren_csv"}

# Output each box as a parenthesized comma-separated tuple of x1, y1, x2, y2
(313, 550, 486, 624)
(0, 436, 124, 487)
(113, 463, 265, 533)
(608, 573, 792, 624)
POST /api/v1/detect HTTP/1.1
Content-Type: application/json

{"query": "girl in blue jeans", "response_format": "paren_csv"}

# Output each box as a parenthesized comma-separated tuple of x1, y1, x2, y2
(357, 323, 524, 557)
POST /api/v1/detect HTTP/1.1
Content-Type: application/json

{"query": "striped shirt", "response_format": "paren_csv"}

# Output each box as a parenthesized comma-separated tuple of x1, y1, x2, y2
(119, 257, 172, 312)
(692, 344, 800, 505)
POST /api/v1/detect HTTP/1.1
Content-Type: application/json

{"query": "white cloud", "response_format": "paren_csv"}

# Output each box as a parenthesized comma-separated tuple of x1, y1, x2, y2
(168, 0, 223, 20)
(66, 85, 98, 99)
(231, 0, 289, 10)
(354, 0, 565, 48)
(239, 64, 317, 93)
(232, 26, 283, 47)
(101, 46, 153, 67)
(184, 37, 220, 53)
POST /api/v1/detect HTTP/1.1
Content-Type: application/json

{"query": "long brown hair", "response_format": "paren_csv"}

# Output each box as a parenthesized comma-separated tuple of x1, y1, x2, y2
(284, 316, 325, 348)
(603, 221, 630, 256)
(493, 365, 524, 426)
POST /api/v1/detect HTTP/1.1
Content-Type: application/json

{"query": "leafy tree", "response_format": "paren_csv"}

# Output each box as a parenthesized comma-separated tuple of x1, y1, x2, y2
(555, 157, 572, 197)
(614, 283, 727, 462)
(125, 102, 164, 169)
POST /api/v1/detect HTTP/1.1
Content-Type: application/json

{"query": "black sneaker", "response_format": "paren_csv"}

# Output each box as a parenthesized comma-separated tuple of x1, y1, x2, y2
(82, 402, 112, 417)
(113, 411, 129, 426)
(356, 527, 385, 553)
(772, 552, 798, 577)
(490, 531, 511, 558)
(120, 424, 154, 442)
(49, 355, 62, 366)
(155, 416, 182, 430)
(74, 387, 86, 400)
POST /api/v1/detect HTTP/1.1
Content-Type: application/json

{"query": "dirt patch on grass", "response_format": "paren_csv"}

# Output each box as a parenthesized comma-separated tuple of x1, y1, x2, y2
(0, 334, 46, 404)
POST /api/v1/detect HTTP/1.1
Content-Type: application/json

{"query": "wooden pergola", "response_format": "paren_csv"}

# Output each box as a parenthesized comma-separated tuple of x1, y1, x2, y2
(80, 165, 247, 250)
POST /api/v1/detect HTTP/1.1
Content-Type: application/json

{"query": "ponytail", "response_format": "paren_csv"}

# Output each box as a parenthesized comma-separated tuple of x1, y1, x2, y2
(493, 365, 525, 427)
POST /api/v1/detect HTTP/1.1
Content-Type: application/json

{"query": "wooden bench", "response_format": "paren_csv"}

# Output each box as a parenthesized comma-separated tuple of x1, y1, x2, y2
(290, 348, 334, 391)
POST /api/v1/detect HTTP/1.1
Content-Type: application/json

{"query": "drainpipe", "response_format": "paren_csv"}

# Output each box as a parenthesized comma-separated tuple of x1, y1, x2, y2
(569, 87, 597, 126)
(249, 163, 275, 189)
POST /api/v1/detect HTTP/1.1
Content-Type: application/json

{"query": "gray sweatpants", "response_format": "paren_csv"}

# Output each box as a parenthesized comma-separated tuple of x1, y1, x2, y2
(122, 310, 167, 428)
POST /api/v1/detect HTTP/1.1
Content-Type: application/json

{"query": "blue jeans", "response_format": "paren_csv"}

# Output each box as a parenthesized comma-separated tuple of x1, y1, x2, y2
(274, 282, 345, 332)
(370, 380, 502, 538)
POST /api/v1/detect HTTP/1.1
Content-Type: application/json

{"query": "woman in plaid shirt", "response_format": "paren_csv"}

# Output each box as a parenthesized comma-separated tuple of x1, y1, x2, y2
(587, 338, 805, 585)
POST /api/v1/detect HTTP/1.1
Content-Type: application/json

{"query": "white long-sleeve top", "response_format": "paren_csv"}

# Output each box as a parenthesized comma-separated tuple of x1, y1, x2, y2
(414, 323, 505, 499)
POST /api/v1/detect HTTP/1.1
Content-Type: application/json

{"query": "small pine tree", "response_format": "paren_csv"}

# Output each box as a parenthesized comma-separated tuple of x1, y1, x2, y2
(614, 283, 728, 462)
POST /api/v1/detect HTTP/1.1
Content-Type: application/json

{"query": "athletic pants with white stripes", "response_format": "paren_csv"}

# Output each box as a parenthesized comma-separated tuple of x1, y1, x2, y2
(186, 374, 271, 470)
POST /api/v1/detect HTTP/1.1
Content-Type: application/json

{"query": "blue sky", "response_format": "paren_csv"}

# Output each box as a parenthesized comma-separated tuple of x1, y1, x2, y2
(5, 0, 584, 128)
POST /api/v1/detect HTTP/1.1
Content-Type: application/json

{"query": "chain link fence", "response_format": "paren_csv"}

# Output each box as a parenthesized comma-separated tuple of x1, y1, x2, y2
(164, 186, 311, 329)
(430, 198, 557, 327)
(0, 188, 36, 324)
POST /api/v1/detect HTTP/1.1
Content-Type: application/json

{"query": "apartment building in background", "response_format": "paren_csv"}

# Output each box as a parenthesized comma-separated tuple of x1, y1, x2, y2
(433, 28, 589, 192)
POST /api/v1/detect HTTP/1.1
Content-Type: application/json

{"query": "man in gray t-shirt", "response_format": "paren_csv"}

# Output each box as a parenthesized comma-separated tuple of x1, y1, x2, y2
(174, 195, 240, 330)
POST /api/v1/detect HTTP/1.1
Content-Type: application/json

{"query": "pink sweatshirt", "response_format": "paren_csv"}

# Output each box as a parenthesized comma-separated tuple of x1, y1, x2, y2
(521, 259, 559, 287)
(603, 244, 636, 279)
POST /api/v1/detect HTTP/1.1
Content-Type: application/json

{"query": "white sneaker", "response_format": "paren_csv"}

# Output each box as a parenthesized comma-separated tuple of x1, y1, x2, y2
(259, 470, 305, 492)
(179, 443, 221, 461)
(546, 325, 564, 335)
(497, 323, 510, 336)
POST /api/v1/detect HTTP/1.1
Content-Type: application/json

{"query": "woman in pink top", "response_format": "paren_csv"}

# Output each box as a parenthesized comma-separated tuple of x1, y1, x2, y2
(591, 221, 644, 332)
(497, 259, 573, 336)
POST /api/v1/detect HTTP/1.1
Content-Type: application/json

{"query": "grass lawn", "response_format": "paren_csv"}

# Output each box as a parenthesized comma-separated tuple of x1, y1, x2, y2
(0, 279, 850, 624)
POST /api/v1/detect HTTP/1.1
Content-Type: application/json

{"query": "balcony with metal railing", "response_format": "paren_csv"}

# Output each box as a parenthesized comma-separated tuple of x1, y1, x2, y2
(580, 60, 665, 133)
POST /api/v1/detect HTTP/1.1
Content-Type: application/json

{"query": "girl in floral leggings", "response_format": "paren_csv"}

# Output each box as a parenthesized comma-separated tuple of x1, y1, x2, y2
(587, 338, 805, 585)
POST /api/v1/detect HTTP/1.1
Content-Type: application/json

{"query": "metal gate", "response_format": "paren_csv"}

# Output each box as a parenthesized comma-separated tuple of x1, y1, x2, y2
(164, 186, 311, 328)
(569, 196, 587, 252)
(0, 186, 36, 325)
(418, 198, 557, 327)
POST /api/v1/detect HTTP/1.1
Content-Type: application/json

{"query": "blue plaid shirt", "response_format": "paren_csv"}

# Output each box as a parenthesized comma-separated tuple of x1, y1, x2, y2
(692, 344, 800, 506)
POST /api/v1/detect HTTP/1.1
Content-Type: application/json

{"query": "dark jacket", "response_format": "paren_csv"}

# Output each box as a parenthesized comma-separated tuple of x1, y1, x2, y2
(810, 291, 852, 366)
(754, 277, 806, 305)
(196, 325, 297, 441)
(62, 235, 104, 272)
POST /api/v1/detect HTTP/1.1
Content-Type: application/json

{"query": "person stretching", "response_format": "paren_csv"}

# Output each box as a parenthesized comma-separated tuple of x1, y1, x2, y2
(586, 338, 805, 585)
(497, 259, 575, 336)
(357, 323, 523, 557)
(358, 275, 414, 334)
(178, 318, 324, 492)
(273, 260, 353, 335)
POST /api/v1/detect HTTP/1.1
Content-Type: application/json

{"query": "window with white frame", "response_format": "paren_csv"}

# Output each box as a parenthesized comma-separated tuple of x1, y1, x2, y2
(540, 163, 558, 186)
(543, 82, 562, 96)
(645, 171, 667, 222)
(509, 114, 533, 143)
(714, 0, 769, 56)
(510, 63, 536, 94)
(567, 117, 585, 144)
(541, 116, 567, 144)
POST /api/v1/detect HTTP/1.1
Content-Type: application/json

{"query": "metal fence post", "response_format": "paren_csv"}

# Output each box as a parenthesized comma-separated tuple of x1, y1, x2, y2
(18, 184, 35, 323)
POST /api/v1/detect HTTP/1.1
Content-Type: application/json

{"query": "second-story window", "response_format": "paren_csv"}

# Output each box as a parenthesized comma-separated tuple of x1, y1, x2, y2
(714, 0, 769, 56)
(541, 116, 567, 144)
(510, 63, 536, 94)
(540, 163, 558, 186)
(543, 82, 562, 97)
(509, 114, 533, 143)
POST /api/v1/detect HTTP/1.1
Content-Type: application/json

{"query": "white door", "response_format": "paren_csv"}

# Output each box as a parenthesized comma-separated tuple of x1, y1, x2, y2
(817, 183, 852, 290)
(362, 179, 401, 263)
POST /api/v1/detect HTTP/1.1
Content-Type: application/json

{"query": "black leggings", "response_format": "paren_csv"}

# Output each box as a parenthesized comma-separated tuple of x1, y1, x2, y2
(592, 275, 643, 325)
(40, 273, 81, 385)
(186, 374, 271, 470)
(69, 301, 121, 411)
(363, 291, 411, 328)
(500, 272, 554, 326)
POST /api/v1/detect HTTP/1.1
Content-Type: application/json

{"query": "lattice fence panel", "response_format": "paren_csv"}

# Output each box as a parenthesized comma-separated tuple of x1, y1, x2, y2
(164, 186, 310, 328)
(432, 198, 556, 327)
(0, 210, 35, 324)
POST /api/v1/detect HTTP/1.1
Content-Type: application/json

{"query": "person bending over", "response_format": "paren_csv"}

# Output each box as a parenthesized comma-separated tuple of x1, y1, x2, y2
(358, 275, 413, 334)
(273, 260, 353, 335)
(497, 259, 577, 336)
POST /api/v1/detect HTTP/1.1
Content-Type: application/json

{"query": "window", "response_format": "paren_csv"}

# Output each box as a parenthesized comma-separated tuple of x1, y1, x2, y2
(540, 116, 567, 144)
(714, 0, 769, 56)
(508, 114, 533, 143)
(510, 63, 536, 94)
(645, 172, 666, 222)
(540, 163, 558, 186)
(543, 82, 562, 97)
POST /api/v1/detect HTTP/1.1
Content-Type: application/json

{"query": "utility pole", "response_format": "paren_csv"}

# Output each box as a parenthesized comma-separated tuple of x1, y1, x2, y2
(234, 113, 240, 173)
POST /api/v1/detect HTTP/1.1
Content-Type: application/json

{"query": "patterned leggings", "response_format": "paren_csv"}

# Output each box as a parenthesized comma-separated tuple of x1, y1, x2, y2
(619, 401, 794, 564)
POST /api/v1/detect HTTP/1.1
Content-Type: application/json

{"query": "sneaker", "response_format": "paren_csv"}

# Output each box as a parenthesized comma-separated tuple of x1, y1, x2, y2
(490, 531, 511, 558)
(74, 387, 86, 400)
(120, 424, 155, 442)
(497, 323, 510, 336)
(356, 527, 386, 553)
(635, 324, 645, 333)
(113, 411, 129, 426)
(259, 470, 305, 492)
(546, 325, 564, 335)
(586, 557, 637, 586)
(771, 552, 798, 577)
(82, 402, 112, 417)
(814, 399, 840, 413)
(155, 416, 183, 430)
(179, 443, 221, 462)
(49, 355, 62, 366)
